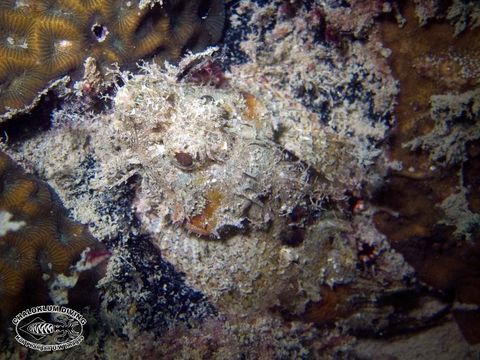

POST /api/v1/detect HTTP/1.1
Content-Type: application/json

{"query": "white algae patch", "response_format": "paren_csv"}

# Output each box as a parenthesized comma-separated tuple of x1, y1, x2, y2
(0, 210, 25, 236)
(404, 88, 480, 166)
(438, 184, 480, 243)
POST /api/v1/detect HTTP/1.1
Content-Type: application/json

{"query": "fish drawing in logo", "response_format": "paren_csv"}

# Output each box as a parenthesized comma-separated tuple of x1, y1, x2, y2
(26, 321, 55, 336)
(19, 315, 81, 343)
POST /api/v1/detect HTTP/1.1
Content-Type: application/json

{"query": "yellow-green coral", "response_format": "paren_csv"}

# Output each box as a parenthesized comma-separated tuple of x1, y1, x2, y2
(0, 0, 225, 115)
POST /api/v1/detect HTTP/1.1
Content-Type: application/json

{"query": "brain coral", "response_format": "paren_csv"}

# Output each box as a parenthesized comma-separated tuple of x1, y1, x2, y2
(0, 0, 225, 116)
(0, 150, 105, 325)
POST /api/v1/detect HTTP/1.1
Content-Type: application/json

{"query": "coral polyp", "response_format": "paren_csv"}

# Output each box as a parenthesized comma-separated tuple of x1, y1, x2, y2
(37, 18, 86, 75)
(0, 0, 225, 117)
(0, 11, 35, 59)
(0, 58, 44, 111)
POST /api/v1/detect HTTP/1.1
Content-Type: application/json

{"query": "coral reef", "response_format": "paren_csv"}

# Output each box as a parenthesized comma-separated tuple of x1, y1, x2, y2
(0, 150, 106, 326)
(404, 88, 480, 165)
(0, 0, 225, 117)
(438, 184, 480, 242)
(1, 3, 414, 356)
(413, 0, 442, 26)
(319, 0, 480, 39)
(375, 0, 480, 346)
(354, 321, 479, 359)
(446, 0, 480, 36)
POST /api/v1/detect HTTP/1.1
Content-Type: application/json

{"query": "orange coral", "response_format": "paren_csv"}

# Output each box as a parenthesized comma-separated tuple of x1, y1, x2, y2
(0, 150, 105, 324)
(0, 0, 225, 115)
